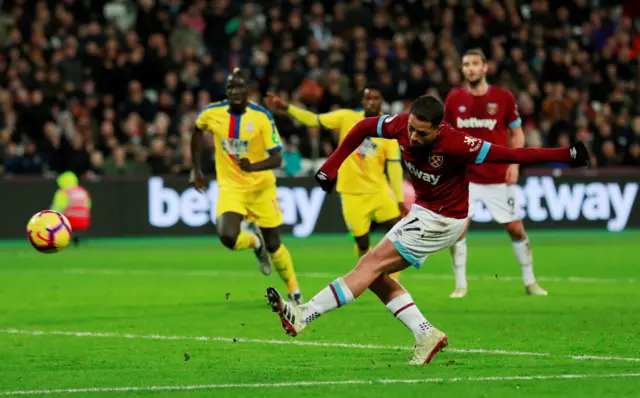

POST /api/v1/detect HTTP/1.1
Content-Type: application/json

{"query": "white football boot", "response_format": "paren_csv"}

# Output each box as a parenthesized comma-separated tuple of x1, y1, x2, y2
(409, 329, 449, 365)
(266, 287, 306, 337)
(244, 221, 272, 276)
(525, 283, 548, 296)
(449, 287, 468, 299)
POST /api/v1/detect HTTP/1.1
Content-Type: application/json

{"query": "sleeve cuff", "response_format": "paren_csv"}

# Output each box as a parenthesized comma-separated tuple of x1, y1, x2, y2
(376, 115, 389, 137)
(475, 142, 492, 164)
(508, 118, 522, 128)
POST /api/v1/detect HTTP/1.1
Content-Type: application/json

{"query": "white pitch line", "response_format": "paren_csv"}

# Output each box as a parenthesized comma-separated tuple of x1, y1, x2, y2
(1, 328, 639, 363)
(2, 373, 640, 396)
(13, 267, 630, 285)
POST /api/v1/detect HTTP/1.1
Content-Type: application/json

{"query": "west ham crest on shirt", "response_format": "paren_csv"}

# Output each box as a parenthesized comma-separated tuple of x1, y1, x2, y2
(428, 154, 443, 169)
(487, 103, 498, 115)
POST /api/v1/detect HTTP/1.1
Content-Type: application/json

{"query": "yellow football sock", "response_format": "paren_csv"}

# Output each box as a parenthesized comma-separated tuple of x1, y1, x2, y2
(233, 230, 257, 250)
(355, 245, 371, 258)
(271, 244, 299, 294)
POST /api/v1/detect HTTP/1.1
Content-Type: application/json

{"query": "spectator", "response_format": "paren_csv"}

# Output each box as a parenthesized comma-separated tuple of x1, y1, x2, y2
(0, 0, 637, 177)
(282, 136, 302, 177)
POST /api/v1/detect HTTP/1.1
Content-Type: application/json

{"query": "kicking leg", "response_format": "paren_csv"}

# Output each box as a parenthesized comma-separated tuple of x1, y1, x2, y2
(261, 227, 301, 303)
(506, 221, 547, 296)
(266, 237, 447, 364)
(449, 219, 470, 298)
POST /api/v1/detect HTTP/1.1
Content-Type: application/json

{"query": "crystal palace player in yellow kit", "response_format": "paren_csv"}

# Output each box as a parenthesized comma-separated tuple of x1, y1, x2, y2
(190, 68, 302, 304)
(266, 85, 406, 278)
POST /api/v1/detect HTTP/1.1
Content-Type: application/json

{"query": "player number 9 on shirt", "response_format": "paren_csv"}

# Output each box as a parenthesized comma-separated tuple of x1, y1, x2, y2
(26, 210, 73, 254)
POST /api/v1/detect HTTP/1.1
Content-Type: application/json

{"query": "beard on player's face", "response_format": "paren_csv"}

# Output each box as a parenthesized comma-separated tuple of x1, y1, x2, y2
(467, 75, 484, 87)
(364, 104, 381, 117)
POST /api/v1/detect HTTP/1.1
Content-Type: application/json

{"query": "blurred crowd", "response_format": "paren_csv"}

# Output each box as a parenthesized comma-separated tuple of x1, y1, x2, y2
(0, 0, 638, 179)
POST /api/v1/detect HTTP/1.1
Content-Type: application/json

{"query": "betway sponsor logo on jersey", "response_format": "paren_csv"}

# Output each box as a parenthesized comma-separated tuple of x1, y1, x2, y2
(405, 162, 441, 185)
(471, 177, 639, 232)
(147, 177, 326, 237)
(457, 117, 498, 130)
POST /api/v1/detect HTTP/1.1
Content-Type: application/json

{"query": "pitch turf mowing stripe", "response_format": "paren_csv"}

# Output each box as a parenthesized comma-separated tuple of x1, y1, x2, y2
(1, 328, 639, 363)
(0, 229, 639, 248)
(0, 268, 632, 285)
(1, 373, 640, 396)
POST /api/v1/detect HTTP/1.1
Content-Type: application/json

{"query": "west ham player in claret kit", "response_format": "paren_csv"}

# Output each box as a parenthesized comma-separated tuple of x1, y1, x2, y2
(264, 95, 588, 365)
(444, 49, 546, 298)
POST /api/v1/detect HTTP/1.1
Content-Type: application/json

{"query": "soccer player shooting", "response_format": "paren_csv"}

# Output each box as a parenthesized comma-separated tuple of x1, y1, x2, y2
(444, 49, 547, 298)
(190, 68, 303, 304)
(265, 95, 588, 364)
(266, 85, 406, 279)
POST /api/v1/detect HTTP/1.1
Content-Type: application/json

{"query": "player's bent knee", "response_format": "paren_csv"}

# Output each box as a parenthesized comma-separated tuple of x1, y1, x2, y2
(262, 229, 281, 253)
(219, 233, 238, 249)
(354, 234, 370, 251)
(506, 221, 526, 240)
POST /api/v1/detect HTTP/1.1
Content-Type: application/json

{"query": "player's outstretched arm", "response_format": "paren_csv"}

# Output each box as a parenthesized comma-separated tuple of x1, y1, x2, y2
(265, 93, 345, 131)
(316, 117, 380, 192)
(266, 93, 319, 127)
(189, 126, 206, 193)
(481, 141, 589, 167)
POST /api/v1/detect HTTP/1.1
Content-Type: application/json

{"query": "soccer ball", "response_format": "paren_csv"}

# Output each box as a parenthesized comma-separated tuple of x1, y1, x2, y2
(26, 210, 72, 254)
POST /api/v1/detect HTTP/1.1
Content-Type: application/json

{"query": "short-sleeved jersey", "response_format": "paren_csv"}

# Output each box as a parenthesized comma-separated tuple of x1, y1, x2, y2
(376, 114, 491, 219)
(196, 101, 283, 192)
(444, 86, 521, 184)
(318, 109, 401, 195)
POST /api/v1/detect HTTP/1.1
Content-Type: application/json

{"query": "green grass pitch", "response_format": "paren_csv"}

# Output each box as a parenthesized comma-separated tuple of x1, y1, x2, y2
(0, 231, 639, 397)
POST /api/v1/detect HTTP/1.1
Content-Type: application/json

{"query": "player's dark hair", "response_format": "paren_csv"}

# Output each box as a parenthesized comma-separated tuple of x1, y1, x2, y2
(363, 82, 383, 93)
(409, 95, 444, 126)
(463, 48, 487, 63)
(228, 67, 246, 83)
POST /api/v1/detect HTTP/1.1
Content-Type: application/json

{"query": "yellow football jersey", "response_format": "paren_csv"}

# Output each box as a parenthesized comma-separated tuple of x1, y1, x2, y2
(196, 101, 283, 192)
(317, 109, 401, 195)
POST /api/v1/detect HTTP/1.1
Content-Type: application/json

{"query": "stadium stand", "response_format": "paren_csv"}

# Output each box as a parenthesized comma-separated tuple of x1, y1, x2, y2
(0, 0, 638, 179)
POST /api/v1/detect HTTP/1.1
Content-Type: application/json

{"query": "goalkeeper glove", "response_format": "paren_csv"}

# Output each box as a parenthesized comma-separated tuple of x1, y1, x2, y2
(569, 142, 589, 168)
(315, 170, 336, 193)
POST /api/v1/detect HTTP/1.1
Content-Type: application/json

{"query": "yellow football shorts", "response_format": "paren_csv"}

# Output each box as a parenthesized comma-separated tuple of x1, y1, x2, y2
(341, 190, 401, 238)
(216, 185, 283, 228)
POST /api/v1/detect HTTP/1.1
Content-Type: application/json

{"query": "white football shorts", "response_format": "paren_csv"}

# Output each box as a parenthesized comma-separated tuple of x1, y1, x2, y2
(386, 204, 468, 269)
(468, 182, 520, 224)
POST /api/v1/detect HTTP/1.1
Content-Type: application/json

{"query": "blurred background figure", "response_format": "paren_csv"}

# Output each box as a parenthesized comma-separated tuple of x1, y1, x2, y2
(50, 171, 92, 247)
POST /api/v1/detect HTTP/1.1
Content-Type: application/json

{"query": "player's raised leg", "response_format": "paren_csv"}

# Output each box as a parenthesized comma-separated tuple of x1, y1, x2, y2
(217, 212, 271, 274)
(505, 221, 547, 296)
(266, 237, 447, 364)
(449, 221, 470, 298)
(261, 227, 302, 303)
(267, 205, 463, 364)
